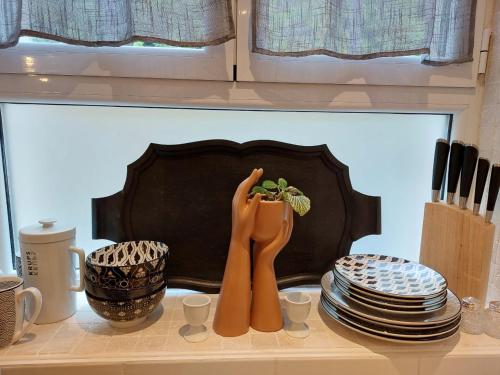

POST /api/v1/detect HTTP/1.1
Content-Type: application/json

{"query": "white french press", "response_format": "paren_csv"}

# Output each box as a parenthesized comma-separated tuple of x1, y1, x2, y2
(19, 219, 85, 324)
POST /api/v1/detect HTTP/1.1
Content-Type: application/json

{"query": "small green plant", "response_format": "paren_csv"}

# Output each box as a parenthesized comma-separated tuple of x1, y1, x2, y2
(249, 178, 311, 216)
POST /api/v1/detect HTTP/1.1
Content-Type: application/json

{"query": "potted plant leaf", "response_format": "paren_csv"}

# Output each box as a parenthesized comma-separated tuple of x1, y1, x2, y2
(248, 177, 310, 243)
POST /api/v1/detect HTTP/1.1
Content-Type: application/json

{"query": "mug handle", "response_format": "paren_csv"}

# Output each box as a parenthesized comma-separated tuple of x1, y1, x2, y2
(69, 246, 85, 292)
(12, 287, 42, 343)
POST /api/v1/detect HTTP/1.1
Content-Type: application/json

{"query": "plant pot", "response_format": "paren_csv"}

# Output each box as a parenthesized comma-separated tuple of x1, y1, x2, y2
(251, 200, 290, 242)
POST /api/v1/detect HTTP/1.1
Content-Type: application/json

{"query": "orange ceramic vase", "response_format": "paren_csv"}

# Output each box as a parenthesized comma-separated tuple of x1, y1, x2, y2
(251, 200, 288, 242)
(250, 200, 293, 332)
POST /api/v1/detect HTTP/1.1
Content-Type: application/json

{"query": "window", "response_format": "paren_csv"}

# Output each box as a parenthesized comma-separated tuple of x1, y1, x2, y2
(0, 103, 449, 271)
(236, 0, 488, 87)
(0, 35, 234, 81)
(0, 0, 488, 86)
(20, 37, 180, 49)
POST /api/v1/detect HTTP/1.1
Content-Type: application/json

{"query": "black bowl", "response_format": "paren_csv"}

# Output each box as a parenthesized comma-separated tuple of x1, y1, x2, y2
(85, 241, 169, 298)
(85, 276, 166, 300)
(86, 286, 166, 325)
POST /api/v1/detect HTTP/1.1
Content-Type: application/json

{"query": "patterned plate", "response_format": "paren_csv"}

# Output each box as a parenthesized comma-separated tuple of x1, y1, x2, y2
(320, 298, 460, 344)
(321, 296, 460, 338)
(321, 271, 461, 326)
(335, 254, 447, 299)
(334, 279, 447, 312)
(321, 293, 461, 332)
(333, 283, 446, 316)
(333, 269, 447, 305)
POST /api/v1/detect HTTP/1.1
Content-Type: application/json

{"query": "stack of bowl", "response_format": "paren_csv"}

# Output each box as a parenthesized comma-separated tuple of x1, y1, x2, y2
(85, 241, 169, 328)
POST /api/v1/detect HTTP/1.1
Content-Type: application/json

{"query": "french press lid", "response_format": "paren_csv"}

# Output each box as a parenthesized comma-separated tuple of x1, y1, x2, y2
(19, 219, 76, 244)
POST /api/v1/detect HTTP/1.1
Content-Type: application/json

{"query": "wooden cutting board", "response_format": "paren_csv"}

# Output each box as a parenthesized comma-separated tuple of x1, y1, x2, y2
(420, 202, 495, 303)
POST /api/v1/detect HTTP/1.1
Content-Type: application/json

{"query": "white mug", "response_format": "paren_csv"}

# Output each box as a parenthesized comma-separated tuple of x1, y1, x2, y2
(19, 219, 85, 324)
(0, 276, 42, 347)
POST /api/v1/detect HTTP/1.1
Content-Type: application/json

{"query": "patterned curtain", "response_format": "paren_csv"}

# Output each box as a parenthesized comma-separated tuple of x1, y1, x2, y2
(0, 0, 235, 48)
(253, 0, 476, 65)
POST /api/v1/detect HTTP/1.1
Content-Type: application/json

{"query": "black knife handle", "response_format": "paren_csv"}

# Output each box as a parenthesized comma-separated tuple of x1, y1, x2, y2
(459, 144, 478, 208)
(473, 158, 490, 214)
(431, 139, 450, 202)
(447, 141, 464, 204)
(486, 164, 500, 222)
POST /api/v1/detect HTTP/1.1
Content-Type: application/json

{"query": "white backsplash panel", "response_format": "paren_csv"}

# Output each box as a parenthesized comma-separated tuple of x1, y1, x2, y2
(1, 107, 447, 267)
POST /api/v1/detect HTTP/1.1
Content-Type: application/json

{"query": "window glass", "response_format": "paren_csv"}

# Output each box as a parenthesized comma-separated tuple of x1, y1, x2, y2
(1, 104, 448, 269)
(19, 36, 194, 49)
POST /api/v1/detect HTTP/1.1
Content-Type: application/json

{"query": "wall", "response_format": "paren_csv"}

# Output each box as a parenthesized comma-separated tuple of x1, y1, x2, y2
(481, 2, 500, 302)
(1, 106, 447, 270)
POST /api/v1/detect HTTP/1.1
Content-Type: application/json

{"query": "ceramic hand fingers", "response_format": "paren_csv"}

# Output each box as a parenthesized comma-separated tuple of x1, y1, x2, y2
(231, 168, 263, 242)
(257, 213, 293, 261)
(232, 168, 263, 209)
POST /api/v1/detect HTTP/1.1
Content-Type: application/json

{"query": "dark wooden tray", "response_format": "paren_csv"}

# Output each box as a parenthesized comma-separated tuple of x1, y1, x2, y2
(92, 140, 381, 292)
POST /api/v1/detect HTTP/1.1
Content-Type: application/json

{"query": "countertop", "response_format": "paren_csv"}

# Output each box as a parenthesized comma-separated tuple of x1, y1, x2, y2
(0, 289, 499, 375)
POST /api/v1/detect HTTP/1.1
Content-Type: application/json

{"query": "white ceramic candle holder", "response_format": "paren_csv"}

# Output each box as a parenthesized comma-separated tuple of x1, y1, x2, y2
(182, 294, 211, 343)
(284, 291, 311, 338)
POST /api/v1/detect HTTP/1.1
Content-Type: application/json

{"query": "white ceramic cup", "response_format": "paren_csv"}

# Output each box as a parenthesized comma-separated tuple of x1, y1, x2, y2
(284, 292, 312, 338)
(182, 294, 211, 343)
(0, 276, 42, 347)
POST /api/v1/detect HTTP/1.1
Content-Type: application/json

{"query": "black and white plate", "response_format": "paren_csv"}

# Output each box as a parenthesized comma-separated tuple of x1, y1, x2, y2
(334, 254, 447, 299)
(321, 296, 460, 338)
(334, 280, 447, 314)
(322, 271, 461, 326)
(320, 298, 460, 344)
(333, 270, 447, 305)
(321, 293, 461, 332)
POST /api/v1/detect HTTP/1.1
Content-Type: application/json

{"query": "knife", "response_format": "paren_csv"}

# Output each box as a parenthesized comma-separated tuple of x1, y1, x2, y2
(459, 144, 479, 209)
(447, 141, 465, 205)
(431, 139, 450, 202)
(473, 158, 490, 215)
(485, 164, 500, 223)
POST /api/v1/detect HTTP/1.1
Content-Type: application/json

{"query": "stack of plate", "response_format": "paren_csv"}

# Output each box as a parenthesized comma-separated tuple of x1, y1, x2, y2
(320, 254, 462, 343)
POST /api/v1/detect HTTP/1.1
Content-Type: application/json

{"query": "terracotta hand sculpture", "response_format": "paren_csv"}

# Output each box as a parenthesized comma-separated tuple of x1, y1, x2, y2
(214, 169, 294, 336)
(213, 168, 263, 337)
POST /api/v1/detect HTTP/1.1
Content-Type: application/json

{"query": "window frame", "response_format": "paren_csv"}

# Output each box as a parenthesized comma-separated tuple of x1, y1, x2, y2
(0, 108, 14, 272)
(0, 0, 488, 86)
(0, 41, 235, 81)
(0, 0, 238, 82)
(236, 0, 488, 87)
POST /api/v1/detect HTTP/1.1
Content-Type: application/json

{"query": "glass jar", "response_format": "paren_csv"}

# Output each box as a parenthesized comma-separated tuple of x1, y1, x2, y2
(484, 301, 500, 339)
(461, 296, 483, 334)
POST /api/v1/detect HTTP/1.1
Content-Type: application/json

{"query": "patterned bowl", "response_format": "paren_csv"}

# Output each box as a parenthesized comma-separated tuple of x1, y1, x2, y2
(85, 241, 169, 300)
(86, 286, 166, 328)
(84, 276, 166, 300)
